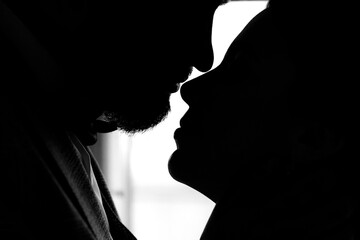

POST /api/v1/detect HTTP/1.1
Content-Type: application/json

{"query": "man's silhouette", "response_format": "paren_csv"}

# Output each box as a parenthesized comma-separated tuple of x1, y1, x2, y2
(0, 0, 223, 239)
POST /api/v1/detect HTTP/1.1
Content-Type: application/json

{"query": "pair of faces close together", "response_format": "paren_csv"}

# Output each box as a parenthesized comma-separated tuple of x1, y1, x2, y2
(4, 0, 353, 207)
(169, 4, 295, 202)
(2, 0, 225, 134)
(2, 0, 357, 238)
(171, 1, 357, 238)
(170, 0, 353, 205)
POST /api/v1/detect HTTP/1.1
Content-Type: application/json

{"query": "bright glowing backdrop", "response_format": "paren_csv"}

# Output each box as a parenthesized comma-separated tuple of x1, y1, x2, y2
(111, 2, 268, 240)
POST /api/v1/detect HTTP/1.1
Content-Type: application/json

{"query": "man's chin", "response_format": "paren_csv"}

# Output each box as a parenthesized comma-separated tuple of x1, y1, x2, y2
(104, 102, 170, 134)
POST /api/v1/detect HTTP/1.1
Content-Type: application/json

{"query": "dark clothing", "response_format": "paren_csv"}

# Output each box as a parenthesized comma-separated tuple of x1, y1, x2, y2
(1, 89, 136, 240)
(200, 158, 357, 240)
(1, 1, 136, 239)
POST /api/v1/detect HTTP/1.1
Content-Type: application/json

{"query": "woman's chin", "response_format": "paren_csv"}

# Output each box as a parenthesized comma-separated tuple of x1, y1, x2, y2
(168, 149, 190, 183)
(168, 149, 224, 202)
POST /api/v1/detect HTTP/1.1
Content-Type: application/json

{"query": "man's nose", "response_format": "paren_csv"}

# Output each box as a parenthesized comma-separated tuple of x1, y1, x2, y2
(193, 41, 214, 72)
(192, 17, 215, 72)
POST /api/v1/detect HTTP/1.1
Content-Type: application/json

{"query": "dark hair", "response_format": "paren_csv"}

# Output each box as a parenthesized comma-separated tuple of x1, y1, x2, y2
(268, 0, 359, 204)
(268, 1, 356, 132)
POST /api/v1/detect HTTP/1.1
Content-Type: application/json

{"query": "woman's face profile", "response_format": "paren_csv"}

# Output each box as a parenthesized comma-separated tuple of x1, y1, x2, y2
(168, 8, 295, 202)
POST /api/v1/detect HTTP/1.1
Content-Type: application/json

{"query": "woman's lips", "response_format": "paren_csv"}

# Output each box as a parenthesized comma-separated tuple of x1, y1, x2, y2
(173, 126, 200, 150)
(174, 127, 190, 150)
(173, 128, 183, 149)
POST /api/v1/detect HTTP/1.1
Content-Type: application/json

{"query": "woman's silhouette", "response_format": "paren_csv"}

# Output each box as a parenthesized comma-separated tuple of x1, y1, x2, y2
(169, 1, 358, 239)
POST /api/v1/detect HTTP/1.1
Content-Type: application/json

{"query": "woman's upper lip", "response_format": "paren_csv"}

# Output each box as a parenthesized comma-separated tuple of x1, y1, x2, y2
(178, 119, 200, 136)
(174, 127, 192, 146)
(179, 111, 192, 128)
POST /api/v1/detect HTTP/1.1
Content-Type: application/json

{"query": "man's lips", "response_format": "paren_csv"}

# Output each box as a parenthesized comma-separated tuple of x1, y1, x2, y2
(166, 66, 193, 93)
(169, 83, 181, 93)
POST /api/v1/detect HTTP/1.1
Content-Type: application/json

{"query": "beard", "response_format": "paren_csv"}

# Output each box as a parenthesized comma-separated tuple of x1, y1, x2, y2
(103, 92, 171, 134)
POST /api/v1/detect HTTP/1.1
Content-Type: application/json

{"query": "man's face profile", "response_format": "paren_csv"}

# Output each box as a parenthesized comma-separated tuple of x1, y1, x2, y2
(90, 0, 227, 134)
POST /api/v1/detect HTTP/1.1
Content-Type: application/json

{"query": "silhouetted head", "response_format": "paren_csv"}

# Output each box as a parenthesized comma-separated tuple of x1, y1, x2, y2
(1, 0, 230, 133)
(169, 4, 355, 202)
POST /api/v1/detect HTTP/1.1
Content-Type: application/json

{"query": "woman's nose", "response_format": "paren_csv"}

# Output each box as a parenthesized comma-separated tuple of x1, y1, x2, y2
(181, 74, 202, 106)
(180, 68, 218, 106)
